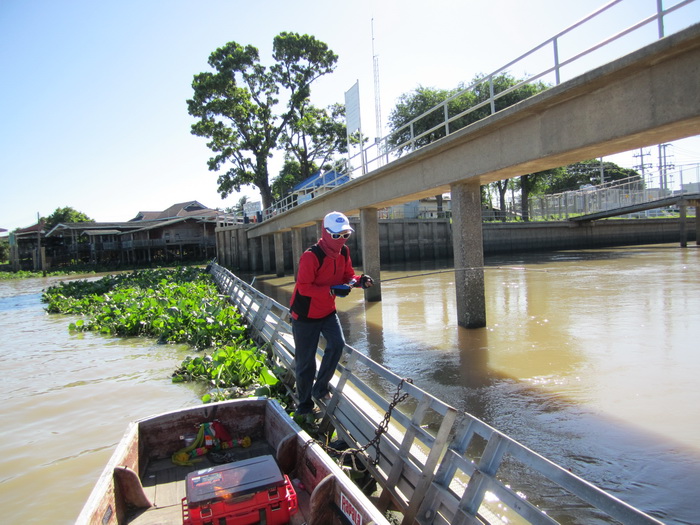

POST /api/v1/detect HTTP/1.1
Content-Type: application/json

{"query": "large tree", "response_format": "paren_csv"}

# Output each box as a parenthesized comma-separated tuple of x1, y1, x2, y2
(187, 33, 338, 209)
(281, 102, 347, 185)
(42, 207, 93, 231)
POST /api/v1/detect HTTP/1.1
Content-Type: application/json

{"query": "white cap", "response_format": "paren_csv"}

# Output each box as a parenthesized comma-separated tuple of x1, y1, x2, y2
(323, 211, 353, 233)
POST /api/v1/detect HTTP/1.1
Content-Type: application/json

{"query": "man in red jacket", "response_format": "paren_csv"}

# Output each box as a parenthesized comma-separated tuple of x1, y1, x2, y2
(289, 211, 373, 416)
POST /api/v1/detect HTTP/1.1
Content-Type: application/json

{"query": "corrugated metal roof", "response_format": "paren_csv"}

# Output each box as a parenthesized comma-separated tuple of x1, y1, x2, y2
(291, 170, 349, 192)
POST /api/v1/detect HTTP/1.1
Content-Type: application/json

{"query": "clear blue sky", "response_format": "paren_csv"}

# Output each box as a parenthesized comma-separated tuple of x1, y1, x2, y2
(1, 0, 699, 231)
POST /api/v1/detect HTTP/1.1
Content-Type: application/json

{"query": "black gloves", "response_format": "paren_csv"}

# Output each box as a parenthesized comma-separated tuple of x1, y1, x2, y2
(355, 274, 374, 289)
(332, 275, 374, 297)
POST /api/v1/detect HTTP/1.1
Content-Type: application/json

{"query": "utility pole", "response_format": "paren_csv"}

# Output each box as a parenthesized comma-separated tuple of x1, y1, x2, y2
(658, 143, 674, 192)
(633, 148, 652, 185)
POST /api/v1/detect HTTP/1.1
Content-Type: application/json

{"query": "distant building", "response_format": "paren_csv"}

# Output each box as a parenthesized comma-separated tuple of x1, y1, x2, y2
(9, 201, 222, 270)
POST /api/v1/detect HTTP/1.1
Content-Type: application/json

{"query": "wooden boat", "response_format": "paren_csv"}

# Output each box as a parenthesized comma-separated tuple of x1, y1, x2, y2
(77, 397, 391, 525)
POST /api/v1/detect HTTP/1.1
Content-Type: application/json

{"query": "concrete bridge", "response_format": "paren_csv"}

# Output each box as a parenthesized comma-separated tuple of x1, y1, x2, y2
(221, 21, 700, 328)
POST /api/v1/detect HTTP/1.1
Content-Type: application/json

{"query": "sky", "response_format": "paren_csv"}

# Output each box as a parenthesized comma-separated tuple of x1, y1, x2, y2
(1, 0, 699, 231)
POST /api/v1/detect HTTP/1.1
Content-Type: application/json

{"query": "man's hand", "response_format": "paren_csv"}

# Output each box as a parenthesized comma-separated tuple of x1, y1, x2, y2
(358, 274, 374, 289)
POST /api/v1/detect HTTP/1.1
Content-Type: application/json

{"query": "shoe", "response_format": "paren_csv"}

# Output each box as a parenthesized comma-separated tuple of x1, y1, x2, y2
(296, 406, 322, 419)
(314, 391, 332, 402)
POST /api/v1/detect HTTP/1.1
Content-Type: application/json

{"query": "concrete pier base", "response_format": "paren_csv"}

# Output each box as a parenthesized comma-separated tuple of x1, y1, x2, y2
(360, 208, 381, 302)
(451, 182, 486, 328)
(274, 232, 285, 277)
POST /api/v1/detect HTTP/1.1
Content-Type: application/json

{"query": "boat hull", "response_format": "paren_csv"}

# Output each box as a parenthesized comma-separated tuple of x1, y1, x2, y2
(77, 397, 389, 525)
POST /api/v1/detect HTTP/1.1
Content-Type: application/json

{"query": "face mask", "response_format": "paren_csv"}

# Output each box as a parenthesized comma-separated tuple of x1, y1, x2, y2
(319, 228, 350, 258)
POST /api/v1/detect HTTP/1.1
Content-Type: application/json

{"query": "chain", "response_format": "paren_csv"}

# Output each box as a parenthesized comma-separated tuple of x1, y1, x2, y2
(307, 378, 413, 472)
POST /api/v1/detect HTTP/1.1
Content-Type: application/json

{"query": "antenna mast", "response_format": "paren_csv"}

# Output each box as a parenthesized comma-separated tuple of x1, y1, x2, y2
(372, 19, 383, 158)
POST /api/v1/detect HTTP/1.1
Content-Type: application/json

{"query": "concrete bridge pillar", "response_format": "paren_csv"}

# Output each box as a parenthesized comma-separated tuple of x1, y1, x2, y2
(237, 227, 250, 270)
(291, 227, 303, 279)
(360, 208, 381, 302)
(451, 181, 486, 328)
(679, 203, 688, 248)
(249, 237, 259, 271)
(262, 235, 271, 273)
(274, 232, 285, 277)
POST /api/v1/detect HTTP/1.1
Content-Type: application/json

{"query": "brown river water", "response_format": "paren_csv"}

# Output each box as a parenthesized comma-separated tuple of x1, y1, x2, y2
(0, 243, 698, 524)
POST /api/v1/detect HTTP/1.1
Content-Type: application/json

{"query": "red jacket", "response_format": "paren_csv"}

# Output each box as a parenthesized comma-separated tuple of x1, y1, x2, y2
(289, 244, 359, 320)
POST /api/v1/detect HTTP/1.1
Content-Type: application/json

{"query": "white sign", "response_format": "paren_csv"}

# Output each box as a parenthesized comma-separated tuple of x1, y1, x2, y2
(243, 201, 262, 215)
(344, 81, 361, 135)
(340, 492, 363, 525)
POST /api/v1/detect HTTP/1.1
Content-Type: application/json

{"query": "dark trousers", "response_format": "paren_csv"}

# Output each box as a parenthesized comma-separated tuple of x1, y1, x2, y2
(291, 314, 345, 414)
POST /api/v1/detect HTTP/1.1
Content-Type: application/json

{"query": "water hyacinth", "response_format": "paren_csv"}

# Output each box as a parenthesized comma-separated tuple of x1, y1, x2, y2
(43, 267, 247, 349)
(42, 267, 284, 405)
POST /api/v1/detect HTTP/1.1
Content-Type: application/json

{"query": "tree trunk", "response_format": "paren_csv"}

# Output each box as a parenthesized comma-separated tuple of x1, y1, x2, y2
(496, 180, 508, 222)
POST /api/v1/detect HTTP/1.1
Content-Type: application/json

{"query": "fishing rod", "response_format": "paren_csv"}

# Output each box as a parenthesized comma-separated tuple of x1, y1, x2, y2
(378, 265, 549, 283)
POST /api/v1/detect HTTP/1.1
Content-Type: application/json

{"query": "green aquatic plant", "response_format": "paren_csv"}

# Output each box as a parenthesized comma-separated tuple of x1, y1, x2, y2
(172, 344, 282, 403)
(42, 267, 250, 349)
(42, 267, 288, 405)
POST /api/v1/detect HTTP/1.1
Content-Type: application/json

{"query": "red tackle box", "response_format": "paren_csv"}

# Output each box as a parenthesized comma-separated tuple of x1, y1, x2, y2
(182, 454, 298, 525)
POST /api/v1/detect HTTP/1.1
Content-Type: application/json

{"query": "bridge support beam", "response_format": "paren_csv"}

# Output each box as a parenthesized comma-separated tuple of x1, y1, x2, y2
(249, 237, 259, 271)
(274, 232, 285, 277)
(291, 227, 303, 279)
(261, 235, 271, 273)
(237, 227, 250, 271)
(360, 208, 381, 302)
(451, 181, 486, 328)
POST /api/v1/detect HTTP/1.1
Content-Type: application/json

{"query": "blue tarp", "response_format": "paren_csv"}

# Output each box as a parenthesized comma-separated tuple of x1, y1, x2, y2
(291, 170, 349, 193)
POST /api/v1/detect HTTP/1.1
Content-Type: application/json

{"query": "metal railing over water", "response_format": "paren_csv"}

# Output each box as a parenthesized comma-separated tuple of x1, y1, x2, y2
(261, 0, 699, 222)
(209, 262, 664, 525)
(528, 164, 700, 221)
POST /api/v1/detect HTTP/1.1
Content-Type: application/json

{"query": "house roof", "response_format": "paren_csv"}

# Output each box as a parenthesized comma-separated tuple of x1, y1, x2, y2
(12, 222, 45, 238)
(20, 202, 220, 239)
(46, 221, 145, 237)
(82, 229, 122, 236)
(130, 201, 217, 221)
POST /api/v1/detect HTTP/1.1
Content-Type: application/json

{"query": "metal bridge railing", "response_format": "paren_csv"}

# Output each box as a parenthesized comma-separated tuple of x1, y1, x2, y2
(527, 163, 700, 221)
(262, 0, 698, 222)
(208, 262, 664, 524)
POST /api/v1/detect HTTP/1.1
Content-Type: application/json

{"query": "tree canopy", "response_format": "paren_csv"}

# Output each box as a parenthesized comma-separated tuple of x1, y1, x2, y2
(387, 73, 549, 156)
(42, 207, 93, 231)
(187, 32, 338, 209)
(280, 102, 347, 186)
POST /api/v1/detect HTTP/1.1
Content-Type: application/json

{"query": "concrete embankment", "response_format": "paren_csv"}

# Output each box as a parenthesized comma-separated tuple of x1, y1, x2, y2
(217, 218, 697, 271)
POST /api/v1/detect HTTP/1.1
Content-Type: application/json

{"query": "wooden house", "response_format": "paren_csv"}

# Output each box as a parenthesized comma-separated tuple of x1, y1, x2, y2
(13, 201, 219, 270)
